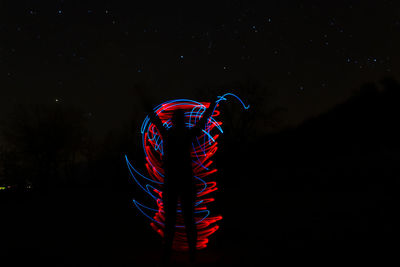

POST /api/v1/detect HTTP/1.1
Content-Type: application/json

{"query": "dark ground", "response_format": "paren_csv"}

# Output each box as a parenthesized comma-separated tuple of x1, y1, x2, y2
(1, 179, 397, 266)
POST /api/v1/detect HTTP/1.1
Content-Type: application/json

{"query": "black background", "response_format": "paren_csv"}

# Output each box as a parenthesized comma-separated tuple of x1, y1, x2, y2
(1, 1, 399, 266)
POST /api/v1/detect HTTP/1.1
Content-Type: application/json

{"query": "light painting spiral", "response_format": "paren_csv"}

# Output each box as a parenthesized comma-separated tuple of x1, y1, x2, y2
(125, 93, 249, 251)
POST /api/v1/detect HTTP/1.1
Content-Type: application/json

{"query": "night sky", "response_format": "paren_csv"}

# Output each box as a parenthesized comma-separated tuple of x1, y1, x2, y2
(2, 1, 400, 265)
(1, 0, 399, 136)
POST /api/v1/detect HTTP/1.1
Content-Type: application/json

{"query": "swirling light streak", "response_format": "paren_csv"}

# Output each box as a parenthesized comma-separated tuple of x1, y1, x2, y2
(126, 93, 248, 251)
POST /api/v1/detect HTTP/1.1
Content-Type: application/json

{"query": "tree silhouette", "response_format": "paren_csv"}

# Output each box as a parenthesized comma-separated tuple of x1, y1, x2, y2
(0, 103, 89, 191)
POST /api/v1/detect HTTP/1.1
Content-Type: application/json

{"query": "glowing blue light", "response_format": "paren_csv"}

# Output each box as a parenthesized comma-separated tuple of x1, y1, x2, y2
(126, 155, 161, 183)
(141, 115, 150, 134)
(128, 92, 249, 237)
(195, 176, 207, 195)
(216, 93, 250, 110)
(202, 129, 215, 142)
(125, 155, 162, 199)
(146, 184, 162, 201)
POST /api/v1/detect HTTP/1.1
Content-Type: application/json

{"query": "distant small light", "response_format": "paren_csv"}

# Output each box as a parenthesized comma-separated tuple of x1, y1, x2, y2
(223, 66, 228, 70)
(58, 10, 62, 14)
(268, 18, 271, 22)
(105, 10, 109, 14)
(180, 55, 184, 59)
(55, 98, 59, 102)
(373, 58, 377, 62)
(346, 58, 351, 63)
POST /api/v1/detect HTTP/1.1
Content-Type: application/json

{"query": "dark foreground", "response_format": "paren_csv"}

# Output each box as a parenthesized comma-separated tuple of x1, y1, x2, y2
(2, 79, 400, 265)
(2, 182, 397, 266)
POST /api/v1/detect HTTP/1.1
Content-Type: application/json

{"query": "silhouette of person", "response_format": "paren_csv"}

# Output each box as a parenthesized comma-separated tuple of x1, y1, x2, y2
(149, 104, 214, 264)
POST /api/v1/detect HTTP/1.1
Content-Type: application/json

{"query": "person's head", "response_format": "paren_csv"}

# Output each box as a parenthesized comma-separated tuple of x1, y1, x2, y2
(171, 109, 186, 128)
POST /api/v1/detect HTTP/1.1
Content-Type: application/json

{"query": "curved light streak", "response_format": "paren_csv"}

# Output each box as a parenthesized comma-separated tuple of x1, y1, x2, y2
(125, 92, 249, 251)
